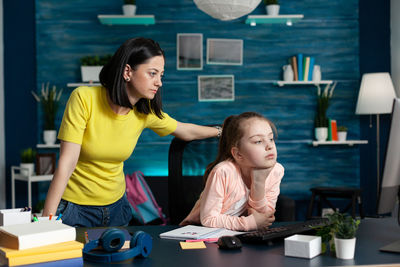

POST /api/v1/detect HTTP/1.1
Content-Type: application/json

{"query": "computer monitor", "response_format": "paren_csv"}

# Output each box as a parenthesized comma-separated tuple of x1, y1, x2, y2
(377, 98, 400, 253)
(377, 98, 400, 221)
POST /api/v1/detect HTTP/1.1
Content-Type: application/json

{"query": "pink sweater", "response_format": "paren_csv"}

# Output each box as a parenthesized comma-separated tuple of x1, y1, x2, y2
(180, 160, 284, 231)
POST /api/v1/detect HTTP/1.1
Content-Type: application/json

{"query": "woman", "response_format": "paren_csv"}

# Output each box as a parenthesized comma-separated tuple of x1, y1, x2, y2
(42, 37, 220, 227)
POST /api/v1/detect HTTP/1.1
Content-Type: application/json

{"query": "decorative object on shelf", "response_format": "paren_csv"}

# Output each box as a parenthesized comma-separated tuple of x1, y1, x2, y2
(282, 64, 294, 81)
(313, 211, 360, 259)
(193, 0, 261, 21)
(314, 82, 336, 141)
(32, 82, 63, 145)
(20, 148, 36, 176)
(122, 0, 136, 16)
(80, 55, 111, 82)
(355, 72, 397, 199)
(337, 126, 348, 141)
(312, 65, 321, 82)
(264, 0, 280, 16)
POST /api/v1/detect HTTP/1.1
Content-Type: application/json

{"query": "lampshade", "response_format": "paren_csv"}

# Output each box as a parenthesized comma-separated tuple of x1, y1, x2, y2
(355, 72, 397, 114)
(193, 0, 261, 21)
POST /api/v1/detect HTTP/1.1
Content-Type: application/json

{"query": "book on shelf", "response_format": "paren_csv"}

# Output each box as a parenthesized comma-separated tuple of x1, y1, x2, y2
(327, 118, 332, 141)
(0, 241, 83, 266)
(331, 120, 338, 141)
(308, 57, 315, 81)
(0, 221, 76, 250)
(303, 56, 310, 81)
(159, 225, 244, 241)
(290, 56, 298, 81)
(297, 54, 303, 81)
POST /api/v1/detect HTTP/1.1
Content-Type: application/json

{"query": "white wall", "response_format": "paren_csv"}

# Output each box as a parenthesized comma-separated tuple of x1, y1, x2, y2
(391, 0, 400, 97)
(0, 0, 5, 209)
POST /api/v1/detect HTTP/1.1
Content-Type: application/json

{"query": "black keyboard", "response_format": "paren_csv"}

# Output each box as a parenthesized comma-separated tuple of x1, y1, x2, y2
(235, 218, 328, 243)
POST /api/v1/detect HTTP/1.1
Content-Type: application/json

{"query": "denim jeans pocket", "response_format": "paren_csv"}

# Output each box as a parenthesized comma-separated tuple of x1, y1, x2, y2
(56, 199, 71, 217)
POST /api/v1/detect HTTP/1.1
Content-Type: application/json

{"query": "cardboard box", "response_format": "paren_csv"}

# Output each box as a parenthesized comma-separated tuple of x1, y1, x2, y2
(0, 209, 31, 226)
(284, 234, 321, 259)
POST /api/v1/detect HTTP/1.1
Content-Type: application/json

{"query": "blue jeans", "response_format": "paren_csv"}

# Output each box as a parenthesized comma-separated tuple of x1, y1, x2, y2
(56, 194, 132, 227)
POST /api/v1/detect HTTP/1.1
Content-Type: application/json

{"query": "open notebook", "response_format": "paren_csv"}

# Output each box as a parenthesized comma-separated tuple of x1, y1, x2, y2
(159, 225, 244, 241)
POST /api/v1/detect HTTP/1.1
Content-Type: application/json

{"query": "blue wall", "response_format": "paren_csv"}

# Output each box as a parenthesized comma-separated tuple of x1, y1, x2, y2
(34, 0, 360, 201)
(3, 0, 391, 212)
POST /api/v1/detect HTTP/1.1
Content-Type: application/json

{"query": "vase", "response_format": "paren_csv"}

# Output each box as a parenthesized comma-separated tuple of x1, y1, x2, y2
(283, 64, 294, 81)
(43, 130, 57, 145)
(312, 65, 321, 82)
(122, 4, 136, 16)
(266, 5, 280, 16)
(20, 163, 35, 177)
(315, 127, 328, 141)
(334, 237, 356, 259)
(338, 131, 347, 141)
(80, 66, 102, 82)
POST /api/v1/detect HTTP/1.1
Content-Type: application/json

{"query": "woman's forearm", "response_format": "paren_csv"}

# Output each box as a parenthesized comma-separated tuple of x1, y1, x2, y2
(172, 122, 219, 141)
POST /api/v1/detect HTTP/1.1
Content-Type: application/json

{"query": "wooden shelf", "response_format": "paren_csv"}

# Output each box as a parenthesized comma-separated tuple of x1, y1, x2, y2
(37, 144, 60, 149)
(311, 140, 368, 147)
(67, 82, 101, 87)
(245, 15, 303, 26)
(276, 80, 333, 87)
(98, 15, 155, 25)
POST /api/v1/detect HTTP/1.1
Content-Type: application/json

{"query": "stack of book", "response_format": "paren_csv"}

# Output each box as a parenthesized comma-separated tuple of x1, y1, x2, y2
(288, 54, 316, 81)
(0, 221, 83, 266)
(328, 119, 338, 141)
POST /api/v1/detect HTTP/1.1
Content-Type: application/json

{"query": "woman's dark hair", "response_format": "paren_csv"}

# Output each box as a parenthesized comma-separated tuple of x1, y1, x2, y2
(99, 37, 165, 118)
(203, 112, 277, 183)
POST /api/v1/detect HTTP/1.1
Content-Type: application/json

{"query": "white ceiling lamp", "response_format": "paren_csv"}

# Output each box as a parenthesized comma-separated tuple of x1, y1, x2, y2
(193, 0, 262, 21)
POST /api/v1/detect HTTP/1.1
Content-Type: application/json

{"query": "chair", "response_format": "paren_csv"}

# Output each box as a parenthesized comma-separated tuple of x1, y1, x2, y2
(307, 187, 364, 219)
(167, 136, 296, 225)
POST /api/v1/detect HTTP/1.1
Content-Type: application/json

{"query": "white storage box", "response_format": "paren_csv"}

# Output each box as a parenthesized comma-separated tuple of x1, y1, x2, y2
(0, 209, 31, 226)
(284, 234, 321, 259)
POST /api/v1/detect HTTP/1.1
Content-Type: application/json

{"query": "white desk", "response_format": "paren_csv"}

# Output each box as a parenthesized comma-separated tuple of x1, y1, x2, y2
(11, 166, 53, 208)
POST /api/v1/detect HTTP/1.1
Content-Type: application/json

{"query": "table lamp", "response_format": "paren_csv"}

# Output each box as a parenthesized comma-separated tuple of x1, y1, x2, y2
(355, 72, 397, 198)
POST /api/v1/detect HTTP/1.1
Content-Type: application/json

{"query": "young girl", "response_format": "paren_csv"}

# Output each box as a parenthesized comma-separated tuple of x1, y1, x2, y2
(180, 112, 284, 231)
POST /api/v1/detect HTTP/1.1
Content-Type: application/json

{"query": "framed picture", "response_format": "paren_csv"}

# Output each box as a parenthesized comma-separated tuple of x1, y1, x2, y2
(177, 33, 203, 70)
(198, 75, 235, 102)
(207, 38, 243, 65)
(35, 153, 56, 175)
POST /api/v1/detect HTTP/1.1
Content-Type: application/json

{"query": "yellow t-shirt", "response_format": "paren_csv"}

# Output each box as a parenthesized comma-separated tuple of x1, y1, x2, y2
(58, 86, 177, 205)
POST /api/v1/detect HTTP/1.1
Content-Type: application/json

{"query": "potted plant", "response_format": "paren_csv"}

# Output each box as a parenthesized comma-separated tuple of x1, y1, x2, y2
(32, 82, 63, 145)
(314, 211, 360, 259)
(337, 126, 348, 141)
(80, 54, 112, 82)
(122, 0, 136, 16)
(263, 0, 280, 16)
(314, 82, 336, 141)
(20, 148, 36, 176)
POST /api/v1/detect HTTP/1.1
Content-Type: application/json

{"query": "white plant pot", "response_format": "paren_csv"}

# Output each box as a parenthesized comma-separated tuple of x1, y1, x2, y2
(43, 130, 57, 145)
(80, 66, 102, 82)
(315, 127, 328, 141)
(20, 163, 35, 177)
(266, 5, 280, 16)
(334, 237, 356, 259)
(122, 4, 136, 16)
(338, 131, 347, 141)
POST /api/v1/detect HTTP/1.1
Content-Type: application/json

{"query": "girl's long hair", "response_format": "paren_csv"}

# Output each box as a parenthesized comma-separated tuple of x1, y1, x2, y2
(203, 112, 277, 183)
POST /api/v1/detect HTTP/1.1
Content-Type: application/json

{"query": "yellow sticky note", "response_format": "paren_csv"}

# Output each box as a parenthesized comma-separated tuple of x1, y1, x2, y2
(180, 241, 207, 250)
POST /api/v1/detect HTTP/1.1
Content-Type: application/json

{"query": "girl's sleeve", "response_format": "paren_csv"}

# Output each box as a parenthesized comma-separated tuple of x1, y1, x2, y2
(248, 163, 285, 214)
(200, 167, 257, 231)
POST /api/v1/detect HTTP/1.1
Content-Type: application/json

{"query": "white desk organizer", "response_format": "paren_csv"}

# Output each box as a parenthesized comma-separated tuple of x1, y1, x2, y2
(284, 234, 321, 259)
(0, 209, 31, 226)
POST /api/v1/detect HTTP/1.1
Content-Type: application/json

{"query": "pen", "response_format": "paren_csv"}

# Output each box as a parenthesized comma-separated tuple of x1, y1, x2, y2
(185, 238, 219, 243)
(49, 213, 53, 220)
(33, 214, 38, 222)
(84, 232, 89, 244)
(56, 213, 62, 220)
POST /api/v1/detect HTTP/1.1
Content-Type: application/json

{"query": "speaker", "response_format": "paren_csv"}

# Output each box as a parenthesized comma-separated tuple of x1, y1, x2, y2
(83, 228, 153, 263)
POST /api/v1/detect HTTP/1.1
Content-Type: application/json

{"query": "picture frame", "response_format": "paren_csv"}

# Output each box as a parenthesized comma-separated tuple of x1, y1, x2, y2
(198, 75, 235, 102)
(206, 38, 243, 65)
(35, 153, 56, 175)
(177, 33, 203, 70)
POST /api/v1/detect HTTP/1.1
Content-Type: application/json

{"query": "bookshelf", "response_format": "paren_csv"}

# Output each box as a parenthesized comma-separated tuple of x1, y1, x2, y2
(245, 15, 304, 26)
(67, 82, 101, 87)
(311, 140, 368, 147)
(37, 144, 60, 149)
(97, 15, 155, 25)
(276, 80, 333, 87)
